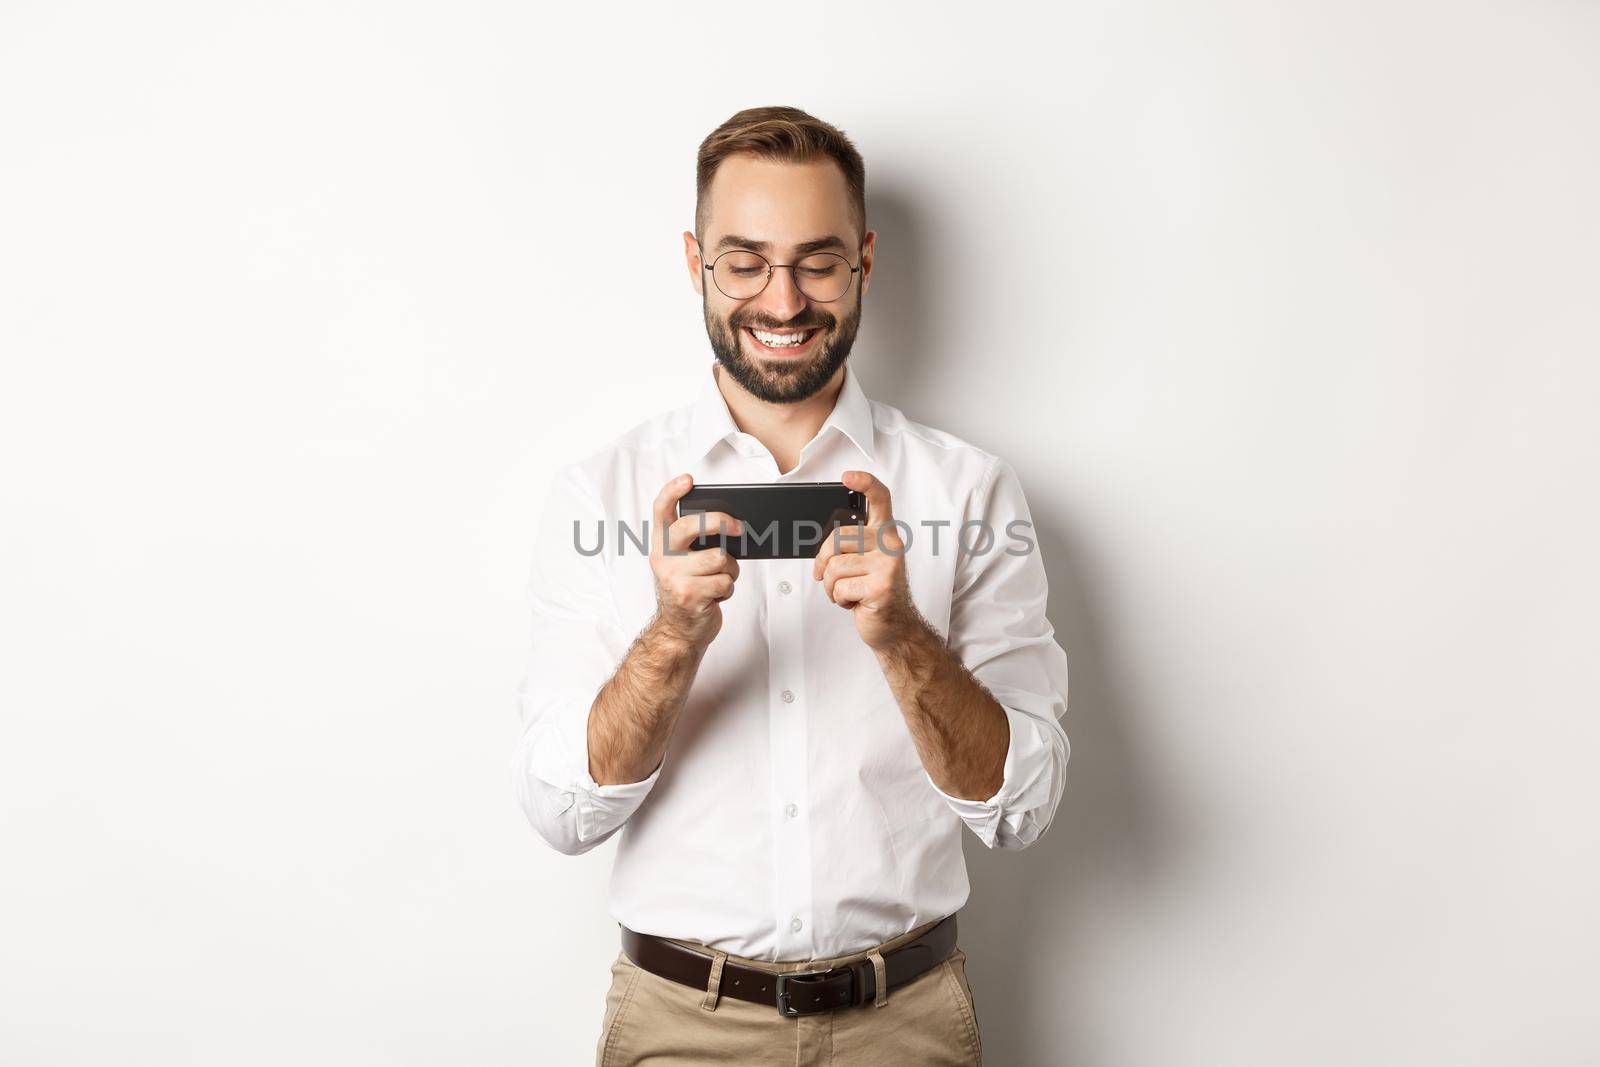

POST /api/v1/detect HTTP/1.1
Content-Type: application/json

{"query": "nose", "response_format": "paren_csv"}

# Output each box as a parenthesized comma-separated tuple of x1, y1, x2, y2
(750, 265, 808, 323)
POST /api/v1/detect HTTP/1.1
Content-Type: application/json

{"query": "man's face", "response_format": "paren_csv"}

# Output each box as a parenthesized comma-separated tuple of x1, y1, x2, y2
(685, 155, 875, 404)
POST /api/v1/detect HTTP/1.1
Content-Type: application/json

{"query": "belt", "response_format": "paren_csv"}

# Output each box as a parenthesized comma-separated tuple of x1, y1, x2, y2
(619, 914, 958, 1018)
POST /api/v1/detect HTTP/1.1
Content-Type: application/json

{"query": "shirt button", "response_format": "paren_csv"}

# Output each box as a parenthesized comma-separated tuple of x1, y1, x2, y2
(777, 579, 792, 595)
(790, 916, 803, 933)
(780, 689, 795, 704)
(785, 802, 798, 819)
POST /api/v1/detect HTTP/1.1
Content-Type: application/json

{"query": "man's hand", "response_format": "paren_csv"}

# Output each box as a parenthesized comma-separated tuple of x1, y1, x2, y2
(812, 472, 1007, 801)
(651, 473, 743, 650)
(812, 470, 922, 650)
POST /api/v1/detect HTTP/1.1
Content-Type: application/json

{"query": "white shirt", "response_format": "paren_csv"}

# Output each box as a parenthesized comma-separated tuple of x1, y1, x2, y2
(510, 362, 1070, 961)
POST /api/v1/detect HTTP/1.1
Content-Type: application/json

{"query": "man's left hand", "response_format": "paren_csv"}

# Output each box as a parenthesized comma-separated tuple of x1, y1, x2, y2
(813, 470, 923, 650)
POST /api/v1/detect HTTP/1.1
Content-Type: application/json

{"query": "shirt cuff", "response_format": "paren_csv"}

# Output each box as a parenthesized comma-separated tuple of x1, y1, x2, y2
(925, 704, 1055, 849)
(561, 758, 664, 844)
(523, 693, 665, 848)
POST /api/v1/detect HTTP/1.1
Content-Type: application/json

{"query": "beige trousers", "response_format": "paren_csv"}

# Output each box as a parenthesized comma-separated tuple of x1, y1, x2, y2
(594, 917, 984, 1066)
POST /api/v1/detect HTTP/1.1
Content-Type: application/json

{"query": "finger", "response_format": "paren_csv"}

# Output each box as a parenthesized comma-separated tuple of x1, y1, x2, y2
(822, 553, 872, 602)
(682, 547, 735, 576)
(668, 510, 744, 554)
(812, 523, 873, 581)
(698, 573, 736, 603)
(652, 474, 695, 556)
(826, 552, 874, 578)
(842, 470, 894, 532)
(831, 575, 869, 608)
(667, 573, 735, 616)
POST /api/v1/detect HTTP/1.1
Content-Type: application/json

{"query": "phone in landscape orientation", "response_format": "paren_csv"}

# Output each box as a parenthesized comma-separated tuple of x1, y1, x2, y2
(677, 481, 868, 560)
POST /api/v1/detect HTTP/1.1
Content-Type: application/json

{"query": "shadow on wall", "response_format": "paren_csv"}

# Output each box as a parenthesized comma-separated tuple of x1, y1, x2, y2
(862, 180, 1181, 1067)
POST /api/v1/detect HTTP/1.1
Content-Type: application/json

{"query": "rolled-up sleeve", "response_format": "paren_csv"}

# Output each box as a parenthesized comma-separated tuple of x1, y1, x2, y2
(927, 457, 1071, 850)
(509, 463, 662, 856)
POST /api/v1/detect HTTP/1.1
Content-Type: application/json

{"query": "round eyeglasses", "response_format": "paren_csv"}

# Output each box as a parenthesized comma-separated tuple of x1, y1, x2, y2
(702, 248, 861, 303)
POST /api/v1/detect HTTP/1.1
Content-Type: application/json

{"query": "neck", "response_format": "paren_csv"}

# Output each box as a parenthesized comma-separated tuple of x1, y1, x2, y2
(715, 363, 846, 475)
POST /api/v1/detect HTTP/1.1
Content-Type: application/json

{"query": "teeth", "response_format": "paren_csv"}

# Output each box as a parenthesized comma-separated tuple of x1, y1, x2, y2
(752, 328, 811, 348)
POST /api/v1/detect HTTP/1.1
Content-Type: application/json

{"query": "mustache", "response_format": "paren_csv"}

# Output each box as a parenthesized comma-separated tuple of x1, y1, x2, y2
(731, 310, 835, 332)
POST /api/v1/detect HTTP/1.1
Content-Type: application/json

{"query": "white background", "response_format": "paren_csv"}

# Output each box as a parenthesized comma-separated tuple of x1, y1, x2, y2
(3, 2, 1596, 1065)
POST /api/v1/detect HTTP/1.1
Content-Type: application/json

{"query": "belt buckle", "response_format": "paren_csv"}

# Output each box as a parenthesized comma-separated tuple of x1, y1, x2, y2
(775, 967, 850, 1018)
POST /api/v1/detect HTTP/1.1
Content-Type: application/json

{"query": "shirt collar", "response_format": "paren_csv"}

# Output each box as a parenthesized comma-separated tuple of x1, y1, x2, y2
(685, 362, 877, 466)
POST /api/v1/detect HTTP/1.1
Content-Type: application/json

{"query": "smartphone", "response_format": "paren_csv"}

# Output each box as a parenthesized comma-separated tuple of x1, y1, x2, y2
(677, 481, 868, 560)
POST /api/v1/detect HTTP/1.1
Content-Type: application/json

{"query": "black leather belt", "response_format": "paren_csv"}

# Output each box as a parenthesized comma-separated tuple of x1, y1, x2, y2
(619, 914, 958, 1018)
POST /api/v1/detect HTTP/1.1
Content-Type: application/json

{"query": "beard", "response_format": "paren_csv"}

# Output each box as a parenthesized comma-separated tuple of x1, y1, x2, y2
(703, 292, 861, 404)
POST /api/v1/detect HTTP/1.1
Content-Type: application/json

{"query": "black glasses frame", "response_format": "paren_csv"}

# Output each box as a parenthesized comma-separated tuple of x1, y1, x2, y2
(698, 244, 862, 303)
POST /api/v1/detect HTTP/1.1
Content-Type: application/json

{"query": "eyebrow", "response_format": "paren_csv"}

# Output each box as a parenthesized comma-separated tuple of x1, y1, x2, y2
(713, 234, 850, 256)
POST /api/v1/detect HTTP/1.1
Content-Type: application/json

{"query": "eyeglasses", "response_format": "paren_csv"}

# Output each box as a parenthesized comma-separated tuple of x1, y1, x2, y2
(700, 246, 861, 303)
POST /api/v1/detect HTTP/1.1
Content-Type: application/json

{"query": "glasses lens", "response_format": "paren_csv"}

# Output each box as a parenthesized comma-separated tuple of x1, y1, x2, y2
(713, 251, 769, 299)
(793, 253, 852, 302)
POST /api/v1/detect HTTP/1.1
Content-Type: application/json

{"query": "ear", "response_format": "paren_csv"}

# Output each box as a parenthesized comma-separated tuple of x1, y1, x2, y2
(684, 230, 704, 295)
(858, 229, 877, 298)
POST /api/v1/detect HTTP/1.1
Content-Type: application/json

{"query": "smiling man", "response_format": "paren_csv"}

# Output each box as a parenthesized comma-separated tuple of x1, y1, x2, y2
(512, 106, 1071, 1066)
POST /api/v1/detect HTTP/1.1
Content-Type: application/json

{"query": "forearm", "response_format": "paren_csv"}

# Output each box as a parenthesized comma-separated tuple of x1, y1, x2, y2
(587, 614, 707, 785)
(874, 614, 1009, 801)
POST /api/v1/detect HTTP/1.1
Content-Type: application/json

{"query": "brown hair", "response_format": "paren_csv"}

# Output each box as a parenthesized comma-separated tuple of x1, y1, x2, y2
(695, 106, 866, 240)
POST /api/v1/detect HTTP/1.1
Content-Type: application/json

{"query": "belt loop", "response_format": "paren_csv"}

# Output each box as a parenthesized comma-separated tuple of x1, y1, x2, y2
(868, 950, 888, 1007)
(701, 949, 729, 1012)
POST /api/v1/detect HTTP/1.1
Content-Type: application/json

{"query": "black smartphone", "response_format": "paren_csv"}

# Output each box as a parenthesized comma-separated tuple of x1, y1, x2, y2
(677, 481, 868, 559)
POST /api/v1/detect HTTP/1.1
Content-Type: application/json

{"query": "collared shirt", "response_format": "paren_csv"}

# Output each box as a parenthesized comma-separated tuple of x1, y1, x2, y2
(510, 361, 1070, 961)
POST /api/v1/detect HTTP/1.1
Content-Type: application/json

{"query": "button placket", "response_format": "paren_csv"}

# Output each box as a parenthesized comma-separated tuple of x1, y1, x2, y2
(768, 558, 813, 957)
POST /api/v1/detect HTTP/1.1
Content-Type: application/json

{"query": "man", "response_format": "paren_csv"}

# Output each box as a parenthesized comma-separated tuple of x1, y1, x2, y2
(511, 106, 1070, 1067)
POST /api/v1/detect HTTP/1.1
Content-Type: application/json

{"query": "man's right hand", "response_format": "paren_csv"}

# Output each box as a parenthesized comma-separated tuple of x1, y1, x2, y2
(651, 473, 742, 649)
